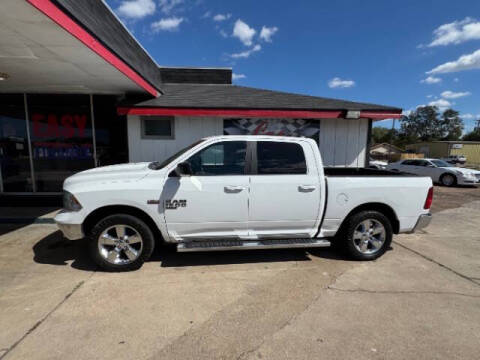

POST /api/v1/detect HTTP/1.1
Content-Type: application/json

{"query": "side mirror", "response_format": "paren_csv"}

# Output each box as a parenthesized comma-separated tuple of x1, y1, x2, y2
(427, 164, 435, 168)
(174, 162, 192, 177)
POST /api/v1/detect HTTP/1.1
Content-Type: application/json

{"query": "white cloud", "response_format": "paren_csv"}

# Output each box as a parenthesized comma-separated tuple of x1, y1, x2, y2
(426, 94, 434, 98)
(428, 98, 452, 111)
(232, 73, 246, 81)
(213, 13, 231, 22)
(230, 44, 261, 59)
(158, 0, 183, 14)
(117, 0, 156, 19)
(460, 113, 475, 120)
(202, 11, 211, 18)
(219, 29, 228, 38)
(441, 90, 471, 99)
(428, 49, 480, 74)
(420, 76, 442, 84)
(328, 77, 355, 88)
(428, 17, 480, 47)
(259, 26, 279, 42)
(232, 19, 256, 46)
(151, 17, 184, 32)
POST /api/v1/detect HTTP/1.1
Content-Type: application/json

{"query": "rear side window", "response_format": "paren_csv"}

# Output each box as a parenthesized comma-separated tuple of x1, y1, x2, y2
(402, 160, 415, 166)
(256, 141, 307, 175)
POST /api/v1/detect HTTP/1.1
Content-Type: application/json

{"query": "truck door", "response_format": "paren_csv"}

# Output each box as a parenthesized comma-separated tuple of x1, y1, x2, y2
(161, 140, 249, 241)
(248, 140, 321, 238)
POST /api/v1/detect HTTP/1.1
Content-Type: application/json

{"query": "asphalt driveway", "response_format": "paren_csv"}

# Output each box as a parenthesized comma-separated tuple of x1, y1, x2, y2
(0, 187, 479, 360)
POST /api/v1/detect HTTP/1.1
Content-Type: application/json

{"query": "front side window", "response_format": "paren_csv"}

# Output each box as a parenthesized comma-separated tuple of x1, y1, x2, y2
(257, 141, 307, 175)
(402, 160, 415, 166)
(186, 141, 247, 175)
(141, 116, 174, 139)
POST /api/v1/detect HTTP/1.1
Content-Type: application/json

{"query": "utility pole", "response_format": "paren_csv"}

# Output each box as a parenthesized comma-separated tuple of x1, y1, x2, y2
(475, 119, 480, 131)
(388, 118, 396, 163)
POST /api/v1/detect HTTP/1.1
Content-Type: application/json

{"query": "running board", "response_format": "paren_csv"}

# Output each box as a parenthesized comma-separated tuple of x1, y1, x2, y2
(177, 238, 331, 252)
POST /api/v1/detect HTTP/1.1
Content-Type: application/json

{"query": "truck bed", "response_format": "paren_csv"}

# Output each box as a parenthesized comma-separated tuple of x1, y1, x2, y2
(324, 167, 412, 177)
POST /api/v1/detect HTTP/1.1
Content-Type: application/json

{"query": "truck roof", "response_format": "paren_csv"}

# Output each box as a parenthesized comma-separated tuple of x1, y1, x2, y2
(201, 135, 316, 142)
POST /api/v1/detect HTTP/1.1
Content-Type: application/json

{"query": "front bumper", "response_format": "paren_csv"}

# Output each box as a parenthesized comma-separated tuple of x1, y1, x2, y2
(457, 177, 480, 185)
(54, 211, 84, 240)
(411, 213, 432, 232)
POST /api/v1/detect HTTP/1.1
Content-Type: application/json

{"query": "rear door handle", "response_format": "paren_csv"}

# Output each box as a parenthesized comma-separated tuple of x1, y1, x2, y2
(225, 185, 245, 193)
(299, 185, 316, 192)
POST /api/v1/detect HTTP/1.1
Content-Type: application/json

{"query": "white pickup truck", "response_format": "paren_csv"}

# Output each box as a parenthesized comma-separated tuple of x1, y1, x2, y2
(55, 136, 433, 271)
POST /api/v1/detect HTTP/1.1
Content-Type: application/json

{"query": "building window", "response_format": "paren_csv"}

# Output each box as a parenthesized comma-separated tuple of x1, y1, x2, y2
(0, 94, 32, 192)
(27, 94, 94, 192)
(141, 116, 174, 139)
(93, 95, 128, 167)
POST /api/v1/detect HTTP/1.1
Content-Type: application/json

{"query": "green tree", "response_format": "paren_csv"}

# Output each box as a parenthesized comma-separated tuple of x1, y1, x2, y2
(462, 127, 480, 141)
(400, 106, 442, 141)
(372, 127, 396, 144)
(440, 109, 463, 140)
(399, 106, 464, 142)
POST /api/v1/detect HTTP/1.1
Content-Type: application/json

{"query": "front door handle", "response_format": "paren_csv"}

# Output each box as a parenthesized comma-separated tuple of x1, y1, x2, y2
(299, 185, 316, 192)
(225, 185, 245, 193)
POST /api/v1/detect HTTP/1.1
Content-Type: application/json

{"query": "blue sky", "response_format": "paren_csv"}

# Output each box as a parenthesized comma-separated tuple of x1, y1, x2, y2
(105, 0, 480, 133)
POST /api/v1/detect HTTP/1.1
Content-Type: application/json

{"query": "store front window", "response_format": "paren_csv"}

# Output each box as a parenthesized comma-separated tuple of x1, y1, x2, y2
(0, 94, 33, 192)
(27, 94, 95, 192)
(93, 95, 128, 167)
(0, 94, 127, 194)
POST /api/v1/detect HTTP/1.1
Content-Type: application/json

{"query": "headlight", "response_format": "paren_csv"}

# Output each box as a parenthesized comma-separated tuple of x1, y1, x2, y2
(459, 172, 475, 179)
(63, 191, 82, 211)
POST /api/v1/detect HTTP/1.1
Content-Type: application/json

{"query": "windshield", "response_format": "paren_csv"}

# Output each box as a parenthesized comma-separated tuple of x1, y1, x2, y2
(431, 160, 453, 167)
(148, 140, 205, 170)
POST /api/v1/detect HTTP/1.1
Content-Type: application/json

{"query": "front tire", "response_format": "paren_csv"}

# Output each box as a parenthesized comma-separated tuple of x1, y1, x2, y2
(340, 210, 393, 261)
(88, 214, 155, 271)
(440, 173, 456, 187)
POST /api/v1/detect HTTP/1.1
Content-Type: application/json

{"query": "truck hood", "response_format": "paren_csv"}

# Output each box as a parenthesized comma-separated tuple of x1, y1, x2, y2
(64, 162, 152, 189)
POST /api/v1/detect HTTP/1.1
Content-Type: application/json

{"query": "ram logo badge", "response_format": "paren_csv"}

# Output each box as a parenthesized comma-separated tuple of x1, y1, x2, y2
(165, 199, 187, 209)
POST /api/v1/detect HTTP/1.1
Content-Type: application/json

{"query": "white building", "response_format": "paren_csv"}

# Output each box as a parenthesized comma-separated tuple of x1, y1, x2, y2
(0, 0, 401, 196)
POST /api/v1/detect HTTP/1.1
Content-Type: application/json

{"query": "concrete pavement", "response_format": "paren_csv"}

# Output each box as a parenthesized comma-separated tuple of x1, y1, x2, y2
(0, 190, 479, 360)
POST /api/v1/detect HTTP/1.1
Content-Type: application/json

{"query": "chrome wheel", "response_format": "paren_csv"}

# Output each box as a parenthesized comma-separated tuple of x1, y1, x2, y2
(352, 219, 386, 255)
(442, 174, 455, 186)
(98, 225, 143, 265)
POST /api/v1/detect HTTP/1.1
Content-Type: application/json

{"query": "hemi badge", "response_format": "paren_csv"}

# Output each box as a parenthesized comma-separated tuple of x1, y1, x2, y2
(147, 200, 160, 205)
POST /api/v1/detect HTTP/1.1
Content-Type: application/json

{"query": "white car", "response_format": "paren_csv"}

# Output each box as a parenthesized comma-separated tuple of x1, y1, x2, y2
(387, 158, 480, 186)
(442, 155, 467, 165)
(55, 136, 433, 271)
(369, 158, 388, 169)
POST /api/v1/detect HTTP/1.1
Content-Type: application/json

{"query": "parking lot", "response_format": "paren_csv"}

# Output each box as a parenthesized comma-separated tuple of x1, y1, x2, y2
(0, 186, 479, 360)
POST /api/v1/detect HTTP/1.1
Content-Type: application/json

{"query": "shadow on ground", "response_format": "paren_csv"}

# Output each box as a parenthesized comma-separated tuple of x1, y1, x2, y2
(32, 232, 352, 271)
(33, 231, 97, 271)
(0, 206, 60, 235)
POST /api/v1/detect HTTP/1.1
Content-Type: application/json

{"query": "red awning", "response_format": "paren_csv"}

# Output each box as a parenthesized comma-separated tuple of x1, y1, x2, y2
(117, 107, 402, 120)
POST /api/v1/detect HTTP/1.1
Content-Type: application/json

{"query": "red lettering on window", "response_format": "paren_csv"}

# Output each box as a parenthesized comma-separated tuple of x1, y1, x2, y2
(32, 113, 47, 138)
(74, 115, 87, 138)
(60, 115, 75, 138)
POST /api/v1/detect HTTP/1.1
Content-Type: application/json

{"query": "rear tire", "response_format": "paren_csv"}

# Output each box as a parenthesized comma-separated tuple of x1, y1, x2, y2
(339, 210, 393, 261)
(440, 173, 456, 187)
(88, 214, 155, 271)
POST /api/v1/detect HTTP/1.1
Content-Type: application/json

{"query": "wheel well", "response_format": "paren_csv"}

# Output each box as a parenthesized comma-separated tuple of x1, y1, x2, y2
(341, 203, 400, 234)
(82, 205, 163, 242)
(440, 172, 456, 182)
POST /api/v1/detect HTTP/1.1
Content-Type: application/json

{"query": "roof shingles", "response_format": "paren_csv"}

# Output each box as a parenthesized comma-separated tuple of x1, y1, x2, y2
(123, 84, 401, 112)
